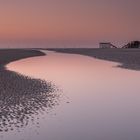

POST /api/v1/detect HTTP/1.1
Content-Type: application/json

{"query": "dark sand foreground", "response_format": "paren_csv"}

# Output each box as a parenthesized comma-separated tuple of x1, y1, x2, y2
(0, 49, 58, 132)
(0, 49, 45, 66)
(47, 48, 140, 71)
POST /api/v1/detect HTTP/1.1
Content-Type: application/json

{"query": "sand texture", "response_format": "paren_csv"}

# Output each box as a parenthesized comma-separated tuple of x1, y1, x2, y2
(0, 49, 58, 132)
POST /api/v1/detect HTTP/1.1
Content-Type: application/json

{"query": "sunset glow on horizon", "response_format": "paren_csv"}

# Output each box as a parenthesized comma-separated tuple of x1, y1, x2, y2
(0, 0, 139, 43)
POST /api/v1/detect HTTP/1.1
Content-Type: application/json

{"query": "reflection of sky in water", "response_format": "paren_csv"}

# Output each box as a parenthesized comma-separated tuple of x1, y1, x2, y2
(6, 51, 140, 140)
(0, 68, 59, 133)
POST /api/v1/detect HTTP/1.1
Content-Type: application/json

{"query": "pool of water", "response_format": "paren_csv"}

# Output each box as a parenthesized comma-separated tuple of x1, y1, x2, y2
(4, 50, 140, 140)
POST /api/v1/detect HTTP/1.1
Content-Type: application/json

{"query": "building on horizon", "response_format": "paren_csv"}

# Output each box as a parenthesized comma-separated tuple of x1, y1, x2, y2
(122, 41, 140, 48)
(99, 43, 117, 48)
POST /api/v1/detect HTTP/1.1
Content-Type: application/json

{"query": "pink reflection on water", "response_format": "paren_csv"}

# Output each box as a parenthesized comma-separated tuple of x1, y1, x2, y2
(6, 51, 140, 140)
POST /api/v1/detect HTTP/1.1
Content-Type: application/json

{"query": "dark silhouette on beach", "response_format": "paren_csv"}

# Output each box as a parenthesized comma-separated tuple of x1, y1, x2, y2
(123, 41, 140, 48)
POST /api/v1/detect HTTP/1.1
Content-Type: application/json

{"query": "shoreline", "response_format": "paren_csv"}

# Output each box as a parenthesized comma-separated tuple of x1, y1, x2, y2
(0, 49, 57, 132)
(46, 48, 140, 71)
(0, 49, 46, 67)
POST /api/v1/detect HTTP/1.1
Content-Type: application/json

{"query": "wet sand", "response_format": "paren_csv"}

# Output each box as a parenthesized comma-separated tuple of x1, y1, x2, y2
(0, 49, 45, 66)
(47, 48, 140, 70)
(0, 49, 58, 132)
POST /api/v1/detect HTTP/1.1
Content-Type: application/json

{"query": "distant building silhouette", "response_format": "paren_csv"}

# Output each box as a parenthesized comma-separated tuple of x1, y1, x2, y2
(99, 42, 117, 48)
(122, 41, 140, 48)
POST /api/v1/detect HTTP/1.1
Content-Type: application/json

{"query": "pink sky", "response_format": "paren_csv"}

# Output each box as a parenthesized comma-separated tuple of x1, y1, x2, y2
(0, 0, 139, 44)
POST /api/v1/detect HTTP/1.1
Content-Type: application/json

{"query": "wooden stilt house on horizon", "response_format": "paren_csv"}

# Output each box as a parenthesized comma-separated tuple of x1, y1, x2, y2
(99, 42, 117, 48)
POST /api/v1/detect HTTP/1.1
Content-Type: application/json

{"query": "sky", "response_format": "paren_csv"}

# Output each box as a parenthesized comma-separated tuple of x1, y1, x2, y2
(0, 0, 139, 46)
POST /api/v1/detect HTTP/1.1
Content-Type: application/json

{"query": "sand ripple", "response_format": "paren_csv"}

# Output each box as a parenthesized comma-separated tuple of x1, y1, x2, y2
(0, 69, 59, 132)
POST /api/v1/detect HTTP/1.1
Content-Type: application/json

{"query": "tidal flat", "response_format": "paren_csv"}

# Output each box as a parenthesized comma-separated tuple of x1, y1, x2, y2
(0, 49, 58, 132)
(47, 48, 140, 70)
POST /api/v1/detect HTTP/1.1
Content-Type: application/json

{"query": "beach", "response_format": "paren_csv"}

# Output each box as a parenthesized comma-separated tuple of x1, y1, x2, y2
(0, 49, 46, 66)
(47, 48, 140, 70)
(0, 49, 57, 132)
(6, 49, 140, 140)
(1, 48, 140, 139)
